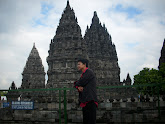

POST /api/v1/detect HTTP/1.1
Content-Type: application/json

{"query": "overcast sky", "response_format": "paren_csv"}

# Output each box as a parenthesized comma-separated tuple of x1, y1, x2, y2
(0, 0, 165, 89)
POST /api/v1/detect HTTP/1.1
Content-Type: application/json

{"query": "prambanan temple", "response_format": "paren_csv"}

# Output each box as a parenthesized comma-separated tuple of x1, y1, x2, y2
(21, 1, 122, 91)
(1, 1, 165, 123)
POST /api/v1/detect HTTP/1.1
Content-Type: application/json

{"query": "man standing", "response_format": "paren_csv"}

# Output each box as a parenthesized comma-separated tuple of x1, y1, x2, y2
(74, 59, 98, 124)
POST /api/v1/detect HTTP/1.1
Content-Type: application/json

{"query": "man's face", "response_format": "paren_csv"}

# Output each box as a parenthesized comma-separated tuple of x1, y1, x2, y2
(77, 62, 86, 71)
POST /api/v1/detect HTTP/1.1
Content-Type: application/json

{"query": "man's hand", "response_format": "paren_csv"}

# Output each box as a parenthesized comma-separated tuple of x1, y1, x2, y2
(78, 86, 83, 92)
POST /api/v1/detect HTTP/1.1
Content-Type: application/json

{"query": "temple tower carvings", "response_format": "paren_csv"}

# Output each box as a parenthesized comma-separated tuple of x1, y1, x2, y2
(21, 43, 45, 89)
(84, 12, 120, 86)
(159, 39, 165, 69)
(46, 1, 88, 88)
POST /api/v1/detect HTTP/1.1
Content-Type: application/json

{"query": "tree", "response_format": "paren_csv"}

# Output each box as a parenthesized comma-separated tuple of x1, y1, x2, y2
(133, 65, 165, 95)
(0, 91, 7, 98)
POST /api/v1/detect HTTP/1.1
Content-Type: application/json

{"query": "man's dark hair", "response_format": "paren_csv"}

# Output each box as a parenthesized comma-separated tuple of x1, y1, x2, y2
(78, 59, 89, 67)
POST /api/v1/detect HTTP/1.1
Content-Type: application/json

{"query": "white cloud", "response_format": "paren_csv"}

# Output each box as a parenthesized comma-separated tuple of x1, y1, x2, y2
(0, 0, 165, 89)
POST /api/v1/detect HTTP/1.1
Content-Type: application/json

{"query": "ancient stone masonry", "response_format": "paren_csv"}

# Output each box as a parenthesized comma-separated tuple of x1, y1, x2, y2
(46, 1, 88, 88)
(20, 43, 45, 100)
(159, 39, 165, 69)
(121, 73, 137, 100)
(124, 73, 132, 86)
(83, 11, 122, 101)
(21, 43, 45, 89)
(84, 11, 120, 86)
(1, 95, 165, 123)
(6, 81, 20, 103)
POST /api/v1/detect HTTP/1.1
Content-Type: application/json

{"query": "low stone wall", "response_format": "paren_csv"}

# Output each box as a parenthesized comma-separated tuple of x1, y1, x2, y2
(0, 97, 165, 123)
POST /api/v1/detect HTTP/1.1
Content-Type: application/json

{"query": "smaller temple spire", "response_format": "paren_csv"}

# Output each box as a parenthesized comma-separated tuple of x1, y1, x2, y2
(10, 81, 17, 90)
(67, 0, 69, 5)
(85, 25, 89, 33)
(125, 73, 132, 85)
(94, 11, 97, 16)
(29, 43, 40, 58)
(21, 44, 45, 90)
(87, 25, 89, 29)
(65, 0, 71, 10)
(92, 11, 100, 25)
(33, 42, 35, 48)
(126, 73, 131, 80)
(103, 23, 105, 29)
(163, 38, 165, 48)
(6, 81, 20, 102)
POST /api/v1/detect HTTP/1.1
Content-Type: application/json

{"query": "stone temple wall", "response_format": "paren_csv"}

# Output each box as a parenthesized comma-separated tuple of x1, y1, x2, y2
(1, 91, 165, 123)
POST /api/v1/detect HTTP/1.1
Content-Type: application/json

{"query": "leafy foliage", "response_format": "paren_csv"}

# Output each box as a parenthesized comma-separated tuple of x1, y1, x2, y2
(133, 63, 165, 95)
(0, 91, 7, 96)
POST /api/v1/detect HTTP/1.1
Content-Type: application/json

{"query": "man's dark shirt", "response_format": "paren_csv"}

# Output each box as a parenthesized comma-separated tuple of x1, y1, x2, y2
(74, 68, 98, 104)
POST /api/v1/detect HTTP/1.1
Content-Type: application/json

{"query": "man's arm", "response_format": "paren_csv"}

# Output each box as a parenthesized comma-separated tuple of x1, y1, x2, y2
(77, 86, 83, 92)
(74, 81, 83, 92)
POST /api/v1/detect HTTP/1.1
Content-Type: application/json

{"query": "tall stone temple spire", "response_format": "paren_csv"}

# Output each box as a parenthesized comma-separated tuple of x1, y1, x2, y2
(46, 1, 88, 88)
(84, 11, 120, 86)
(159, 39, 165, 69)
(21, 43, 45, 89)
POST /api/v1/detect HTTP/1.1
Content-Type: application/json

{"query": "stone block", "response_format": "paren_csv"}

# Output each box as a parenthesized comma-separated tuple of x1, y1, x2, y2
(99, 103, 105, 109)
(72, 115, 83, 122)
(137, 102, 142, 107)
(157, 101, 165, 107)
(23, 114, 32, 119)
(67, 103, 71, 110)
(113, 103, 120, 108)
(14, 111, 24, 120)
(120, 102, 126, 108)
(47, 119, 55, 122)
(76, 110, 82, 116)
(48, 103, 60, 110)
(105, 103, 112, 110)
